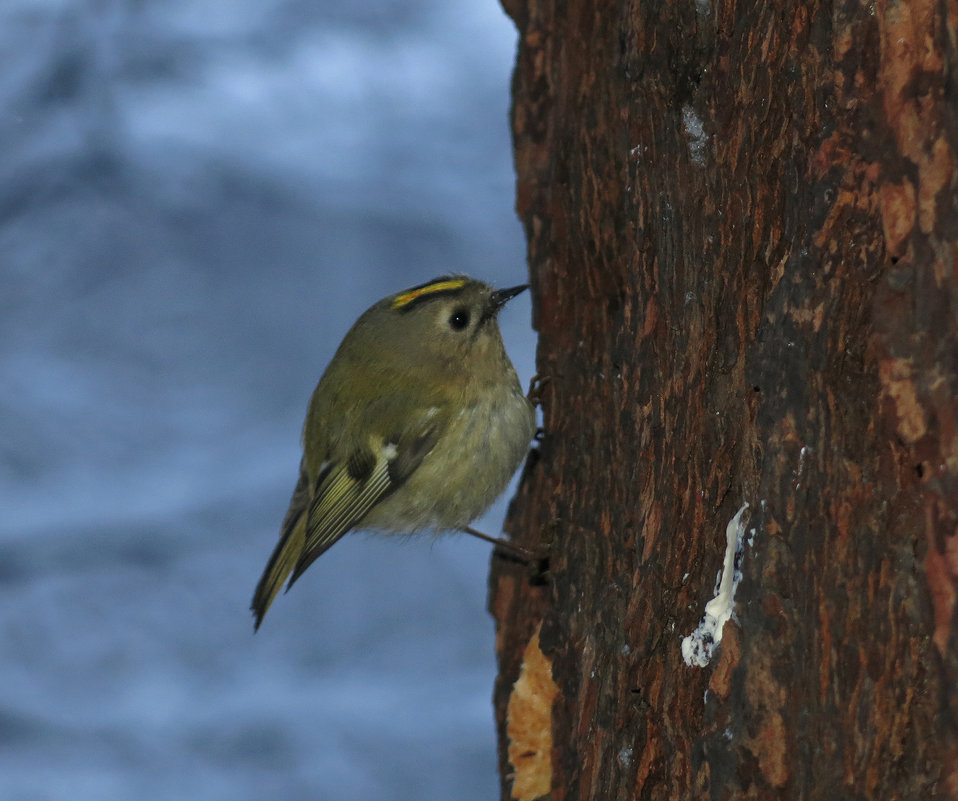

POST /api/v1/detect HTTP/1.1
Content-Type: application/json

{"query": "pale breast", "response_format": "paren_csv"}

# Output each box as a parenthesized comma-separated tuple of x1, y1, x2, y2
(364, 383, 535, 532)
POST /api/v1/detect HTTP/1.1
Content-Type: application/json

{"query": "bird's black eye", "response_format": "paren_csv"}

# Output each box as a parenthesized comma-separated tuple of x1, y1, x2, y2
(449, 308, 470, 331)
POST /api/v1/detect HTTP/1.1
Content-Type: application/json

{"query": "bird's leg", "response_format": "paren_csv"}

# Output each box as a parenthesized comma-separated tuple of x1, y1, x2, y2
(527, 374, 550, 407)
(460, 525, 543, 564)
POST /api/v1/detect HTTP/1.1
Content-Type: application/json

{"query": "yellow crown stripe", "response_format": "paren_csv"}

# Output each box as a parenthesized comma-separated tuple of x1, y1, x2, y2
(390, 278, 467, 310)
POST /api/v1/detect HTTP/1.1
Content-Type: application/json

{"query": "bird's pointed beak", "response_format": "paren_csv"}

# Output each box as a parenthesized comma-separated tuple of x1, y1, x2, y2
(489, 284, 528, 311)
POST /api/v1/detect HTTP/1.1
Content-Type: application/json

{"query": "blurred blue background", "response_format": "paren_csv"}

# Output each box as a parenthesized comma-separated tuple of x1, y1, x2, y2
(0, 2, 532, 799)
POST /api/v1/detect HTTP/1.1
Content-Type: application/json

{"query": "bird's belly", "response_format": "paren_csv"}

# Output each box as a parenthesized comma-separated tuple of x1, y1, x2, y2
(364, 387, 535, 532)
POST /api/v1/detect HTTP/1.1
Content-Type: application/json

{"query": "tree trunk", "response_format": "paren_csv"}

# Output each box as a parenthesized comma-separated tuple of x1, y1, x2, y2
(490, 1, 958, 799)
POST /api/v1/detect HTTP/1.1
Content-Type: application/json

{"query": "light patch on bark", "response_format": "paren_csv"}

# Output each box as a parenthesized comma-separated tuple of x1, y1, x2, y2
(507, 625, 558, 800)
(682, 503, 751, 668)
(879, 358, 928, 443)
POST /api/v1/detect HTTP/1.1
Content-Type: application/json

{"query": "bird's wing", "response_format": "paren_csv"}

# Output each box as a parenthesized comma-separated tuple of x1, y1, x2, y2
(287, 410, 443, 586)
(251, 460, 310, 628)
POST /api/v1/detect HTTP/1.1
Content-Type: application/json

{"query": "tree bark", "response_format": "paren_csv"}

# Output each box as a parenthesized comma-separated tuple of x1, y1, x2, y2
(490, 1, 958, 799)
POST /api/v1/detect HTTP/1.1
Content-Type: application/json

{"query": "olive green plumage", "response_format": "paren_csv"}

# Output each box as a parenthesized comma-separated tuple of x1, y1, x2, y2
(251, 276, 535, 629)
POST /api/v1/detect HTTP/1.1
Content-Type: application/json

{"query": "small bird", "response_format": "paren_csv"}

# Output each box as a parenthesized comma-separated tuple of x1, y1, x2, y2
(251, 275, 536, 629)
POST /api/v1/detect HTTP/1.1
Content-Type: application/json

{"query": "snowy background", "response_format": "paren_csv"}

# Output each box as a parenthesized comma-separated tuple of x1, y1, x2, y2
(0, 2, 531, 799)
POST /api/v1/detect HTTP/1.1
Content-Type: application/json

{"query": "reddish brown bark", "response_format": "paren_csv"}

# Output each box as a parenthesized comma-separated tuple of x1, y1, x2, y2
(490, 1, 958, 799)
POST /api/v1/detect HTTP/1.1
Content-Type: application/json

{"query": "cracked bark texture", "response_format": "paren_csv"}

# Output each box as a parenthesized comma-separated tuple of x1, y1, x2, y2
(489, 1, 958, 799)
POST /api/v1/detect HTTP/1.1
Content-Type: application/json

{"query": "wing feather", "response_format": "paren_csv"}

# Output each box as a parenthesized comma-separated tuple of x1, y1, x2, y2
(288, 453, 394, 584)
(250, 462, 311, 629)
(251, 408, 444, 628)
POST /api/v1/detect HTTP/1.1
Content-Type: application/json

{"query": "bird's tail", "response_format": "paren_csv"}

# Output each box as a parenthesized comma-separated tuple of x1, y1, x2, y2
(251, 507, 306, 630)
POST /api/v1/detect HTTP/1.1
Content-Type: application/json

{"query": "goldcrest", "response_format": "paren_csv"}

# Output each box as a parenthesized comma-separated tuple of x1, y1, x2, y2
(251, 275, 535, 628)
